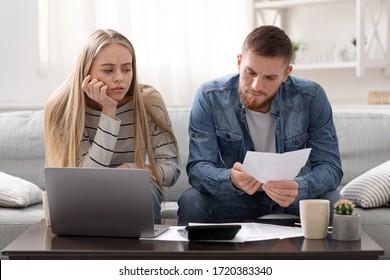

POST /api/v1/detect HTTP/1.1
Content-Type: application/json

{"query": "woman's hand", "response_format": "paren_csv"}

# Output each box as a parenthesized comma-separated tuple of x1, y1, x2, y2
(116, 163, 130, 168)
(82, 75, 117, 118)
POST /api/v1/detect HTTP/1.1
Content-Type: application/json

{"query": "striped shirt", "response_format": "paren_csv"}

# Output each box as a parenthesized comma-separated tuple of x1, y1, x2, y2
(78, 96, 180, 188)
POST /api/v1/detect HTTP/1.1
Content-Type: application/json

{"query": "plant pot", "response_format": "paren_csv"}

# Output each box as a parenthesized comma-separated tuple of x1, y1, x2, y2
(332, 213, 361, 241)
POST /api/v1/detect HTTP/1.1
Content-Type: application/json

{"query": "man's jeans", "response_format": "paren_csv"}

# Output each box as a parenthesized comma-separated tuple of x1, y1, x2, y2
(178, 187, 341, 224)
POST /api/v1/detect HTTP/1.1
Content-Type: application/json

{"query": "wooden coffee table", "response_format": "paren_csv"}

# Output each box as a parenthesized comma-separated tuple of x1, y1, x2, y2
(1, 219, 384, 260)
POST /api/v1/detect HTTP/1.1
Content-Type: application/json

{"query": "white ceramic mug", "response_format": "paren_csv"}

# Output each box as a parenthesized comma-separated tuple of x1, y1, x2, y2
(299, 199, 330, 239)
(42, 191, 51, 226)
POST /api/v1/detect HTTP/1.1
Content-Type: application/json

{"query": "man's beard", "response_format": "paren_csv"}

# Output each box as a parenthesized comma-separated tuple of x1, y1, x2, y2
(238, 86, 275, 112)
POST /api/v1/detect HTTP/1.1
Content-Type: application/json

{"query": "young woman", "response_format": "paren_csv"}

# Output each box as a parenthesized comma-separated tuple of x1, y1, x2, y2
(44, 29, 180, 219)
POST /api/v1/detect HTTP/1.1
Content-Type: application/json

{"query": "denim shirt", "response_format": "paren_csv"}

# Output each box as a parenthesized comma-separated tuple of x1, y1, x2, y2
(187, 73, 343, 203)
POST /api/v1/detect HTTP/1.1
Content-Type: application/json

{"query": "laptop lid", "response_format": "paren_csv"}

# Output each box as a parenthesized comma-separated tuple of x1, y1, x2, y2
(44, 167, 168, 238)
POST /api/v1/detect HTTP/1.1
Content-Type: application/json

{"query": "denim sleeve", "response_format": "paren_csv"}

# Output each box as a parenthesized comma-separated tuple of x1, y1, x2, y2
(186, 87, 242, 196)
(294, 85, 343, 201)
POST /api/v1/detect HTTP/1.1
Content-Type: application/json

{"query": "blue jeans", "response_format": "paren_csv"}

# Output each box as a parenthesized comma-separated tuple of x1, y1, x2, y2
(152, 185, 162, 220)
(178, 187, 341, 224)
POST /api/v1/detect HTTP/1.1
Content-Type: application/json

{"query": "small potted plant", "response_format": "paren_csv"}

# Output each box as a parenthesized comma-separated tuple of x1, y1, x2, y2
(291, 40, 301, 64)
(332, 199, 361, 241)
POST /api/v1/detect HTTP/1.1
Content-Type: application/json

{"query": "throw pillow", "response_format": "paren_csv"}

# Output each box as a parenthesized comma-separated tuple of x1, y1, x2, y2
(0, 172, 43, 207)
(340, 160, 390, 208)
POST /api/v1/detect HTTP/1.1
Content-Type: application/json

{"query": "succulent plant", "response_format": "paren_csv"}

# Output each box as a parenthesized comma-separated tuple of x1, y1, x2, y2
(334, 199, 356, 215)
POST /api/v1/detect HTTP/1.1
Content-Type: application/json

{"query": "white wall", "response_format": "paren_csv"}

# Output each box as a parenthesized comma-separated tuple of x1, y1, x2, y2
(0, 0, 66, 110)
(293, 68, 389, 104)
(0, 0, 389, 111)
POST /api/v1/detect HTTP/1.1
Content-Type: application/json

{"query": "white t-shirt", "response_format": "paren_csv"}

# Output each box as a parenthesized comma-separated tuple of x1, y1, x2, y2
(245, 108, 276, 153)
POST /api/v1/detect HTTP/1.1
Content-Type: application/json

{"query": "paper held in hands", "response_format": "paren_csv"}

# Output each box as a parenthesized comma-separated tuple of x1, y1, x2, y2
(242, 148, 312, 183)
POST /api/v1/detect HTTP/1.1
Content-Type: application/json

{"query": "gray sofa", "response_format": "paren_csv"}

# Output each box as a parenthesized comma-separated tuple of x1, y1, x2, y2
(1, 107, 389, 259)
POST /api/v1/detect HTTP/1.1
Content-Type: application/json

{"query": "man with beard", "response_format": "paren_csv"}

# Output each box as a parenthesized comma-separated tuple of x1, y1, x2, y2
(178, 25, 343, 223)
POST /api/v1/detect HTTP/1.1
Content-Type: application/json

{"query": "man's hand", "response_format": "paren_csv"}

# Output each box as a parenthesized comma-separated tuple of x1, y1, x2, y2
(230, 162, 263, 195)
(262, 180, 298, 207)
(230, 162, 298, 207)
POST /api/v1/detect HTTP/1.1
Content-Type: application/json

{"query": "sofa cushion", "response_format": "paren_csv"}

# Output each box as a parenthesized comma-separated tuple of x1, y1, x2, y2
(341, 160, 390, 208)
(355, 206, 390, 259)
(333, 112, 390, 188)
(0, 110, 45, 190)
(0, 203, 44, 259)
(0, 172, 43, 207)
(165, 108, 191, 202)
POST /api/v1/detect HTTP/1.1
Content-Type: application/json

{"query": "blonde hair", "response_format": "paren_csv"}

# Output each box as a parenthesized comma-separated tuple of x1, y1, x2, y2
(44, 29, 176, 193)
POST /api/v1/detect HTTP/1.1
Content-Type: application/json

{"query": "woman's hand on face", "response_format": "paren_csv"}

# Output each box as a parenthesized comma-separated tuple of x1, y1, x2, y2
(82, 75, 117, 118)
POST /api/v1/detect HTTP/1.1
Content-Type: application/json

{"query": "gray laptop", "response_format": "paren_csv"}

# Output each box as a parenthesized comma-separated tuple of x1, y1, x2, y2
(44, 167, 170, 238)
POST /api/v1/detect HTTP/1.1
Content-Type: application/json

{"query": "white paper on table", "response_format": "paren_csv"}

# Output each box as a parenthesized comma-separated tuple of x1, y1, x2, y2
(242, 148, 311, 183)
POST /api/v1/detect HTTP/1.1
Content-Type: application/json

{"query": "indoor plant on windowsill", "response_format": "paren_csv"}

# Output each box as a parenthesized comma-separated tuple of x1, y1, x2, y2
(332, 199, 361, 241)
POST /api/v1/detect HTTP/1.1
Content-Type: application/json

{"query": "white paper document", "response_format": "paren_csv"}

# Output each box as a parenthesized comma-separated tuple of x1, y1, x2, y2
(242, 148, 311, 183)
(141, 223, 303, 243)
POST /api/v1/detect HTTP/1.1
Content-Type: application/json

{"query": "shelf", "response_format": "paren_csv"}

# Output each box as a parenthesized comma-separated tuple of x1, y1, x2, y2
(253, 0, 390, 77)
(254, 0, 350, 9)
(293, 61, 357, 70)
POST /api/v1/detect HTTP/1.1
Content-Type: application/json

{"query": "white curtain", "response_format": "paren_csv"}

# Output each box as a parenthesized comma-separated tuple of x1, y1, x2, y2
(40, 0, 253, 107)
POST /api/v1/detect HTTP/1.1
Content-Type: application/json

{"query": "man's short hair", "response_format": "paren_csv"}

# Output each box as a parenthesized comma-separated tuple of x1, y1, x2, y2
(242, 25, 293, 65)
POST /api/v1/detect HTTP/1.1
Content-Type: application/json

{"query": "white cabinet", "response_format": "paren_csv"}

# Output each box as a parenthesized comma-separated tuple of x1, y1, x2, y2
(253, 0, 390, 77)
